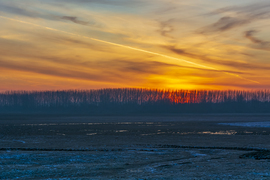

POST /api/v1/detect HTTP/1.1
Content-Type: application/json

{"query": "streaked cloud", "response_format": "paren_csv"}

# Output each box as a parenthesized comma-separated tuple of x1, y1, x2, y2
(163, 45, 270, 71)
(61, 16, 90, 25)
(245, 30, 270, 51)
(0, 0, 269, 90)
(201, 2, 270, 33)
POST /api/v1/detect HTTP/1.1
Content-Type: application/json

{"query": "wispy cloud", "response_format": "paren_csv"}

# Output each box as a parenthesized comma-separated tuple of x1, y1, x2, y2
(0, 58, 196, 84)
(157, 19, 175, 38)
(164, 45, 270, 71)
(0, 1, 57, 21)
(200, 2, 270, 34)
(0, 1, 98, 27)
(61, 16, 91, 26)
(245, 30, 270, 51)
(0, 0, 269, 90)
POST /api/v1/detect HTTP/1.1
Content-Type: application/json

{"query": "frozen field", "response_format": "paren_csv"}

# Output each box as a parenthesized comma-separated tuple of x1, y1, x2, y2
(0, 114, 270, 179)
(220, 122, 270, 128)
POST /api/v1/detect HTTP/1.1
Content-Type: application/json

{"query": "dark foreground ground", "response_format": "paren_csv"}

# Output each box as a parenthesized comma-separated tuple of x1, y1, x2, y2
(0, 114, 270, 179)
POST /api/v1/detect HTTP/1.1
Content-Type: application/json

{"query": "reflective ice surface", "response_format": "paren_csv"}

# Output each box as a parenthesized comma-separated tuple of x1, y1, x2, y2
(0, 115, 270, 179)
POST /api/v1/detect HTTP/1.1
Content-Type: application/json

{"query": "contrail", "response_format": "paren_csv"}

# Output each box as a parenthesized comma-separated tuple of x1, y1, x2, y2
(0, 15, 259, 84)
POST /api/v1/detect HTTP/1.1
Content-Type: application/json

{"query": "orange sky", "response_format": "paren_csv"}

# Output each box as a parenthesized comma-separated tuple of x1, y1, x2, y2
(0, 0, 270, 91)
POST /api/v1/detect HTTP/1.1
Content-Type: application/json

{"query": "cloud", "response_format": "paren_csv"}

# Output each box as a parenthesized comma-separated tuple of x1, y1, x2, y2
(157, 19, 175, 38)
(0, 54, 241, 86)
(0, 2, 35, 18)
(198, 80, 270, 89)
(0, 1, 58, 21)
(0, 32, 107, 61)
(56, 0, 123, 4)
(0, 1, 97, 27)
(98, 60, 217, 75)
(0, 58, 156, 83)
(244, 30, 270, 51)
(0, 59, 125, 84)
(50, 0, 144, 7)
(201, 17, 250, 33)
(61, 16, 90, 26)
(245, 30, 262, 44)
(200, 2, 270, 34)
(164, 45, 270, 71)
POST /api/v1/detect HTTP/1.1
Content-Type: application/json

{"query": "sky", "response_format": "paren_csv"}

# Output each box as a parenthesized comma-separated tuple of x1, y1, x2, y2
(0, 0, 270, 91)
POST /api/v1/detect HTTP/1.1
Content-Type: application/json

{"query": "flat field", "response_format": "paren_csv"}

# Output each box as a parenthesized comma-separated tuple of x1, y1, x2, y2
(0, 114, 269, 179)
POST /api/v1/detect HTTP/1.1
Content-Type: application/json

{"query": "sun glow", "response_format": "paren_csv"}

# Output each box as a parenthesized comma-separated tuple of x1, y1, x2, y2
(0, 16, 259, 85)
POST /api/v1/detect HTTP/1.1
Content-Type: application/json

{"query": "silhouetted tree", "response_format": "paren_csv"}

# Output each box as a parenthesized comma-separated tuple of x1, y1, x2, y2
(0, 89, 270, 114)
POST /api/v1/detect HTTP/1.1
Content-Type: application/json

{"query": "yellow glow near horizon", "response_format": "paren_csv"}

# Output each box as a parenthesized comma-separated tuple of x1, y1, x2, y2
(1, 0, 270, 91)
(0, 16, 260, 85)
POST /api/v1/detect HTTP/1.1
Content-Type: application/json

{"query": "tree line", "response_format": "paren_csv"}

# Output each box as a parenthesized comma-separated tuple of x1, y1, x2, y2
(0, 88, 270, 114)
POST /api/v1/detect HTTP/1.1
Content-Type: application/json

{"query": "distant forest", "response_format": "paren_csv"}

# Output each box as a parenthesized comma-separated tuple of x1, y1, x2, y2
(0, 89, 270, 114)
